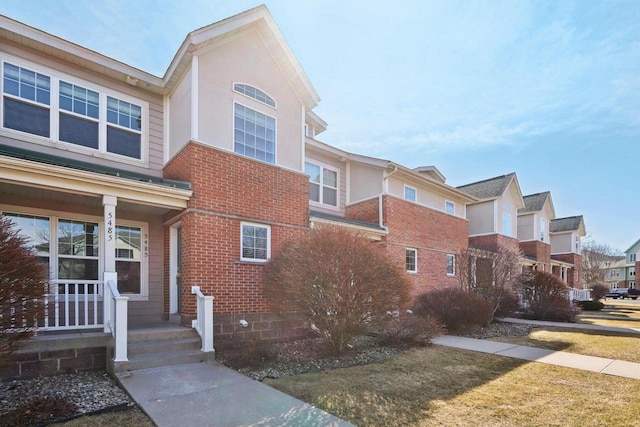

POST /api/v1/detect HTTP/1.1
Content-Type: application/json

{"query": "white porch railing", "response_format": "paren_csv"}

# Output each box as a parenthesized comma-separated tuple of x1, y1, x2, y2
(40, 280, 104, 330)
(104, 273, 128, 362)
(569, 287, 591, 302)
(191, 286, 214, 352)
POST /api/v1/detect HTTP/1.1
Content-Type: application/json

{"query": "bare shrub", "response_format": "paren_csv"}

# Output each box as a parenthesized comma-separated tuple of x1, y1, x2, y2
(375, 312, 445, 347)
(516, 271, 577, 322)
(590, 284, 609, 302)
(413, 287, 495, 332)
(263, 226, 410, 354)
(0, 215, 48, 367)
(456, 246, 522, 323)
(1, 396, 77, 427)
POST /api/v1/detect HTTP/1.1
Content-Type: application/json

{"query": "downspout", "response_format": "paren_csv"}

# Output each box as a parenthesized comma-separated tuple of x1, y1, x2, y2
(380, 165, 398, 229)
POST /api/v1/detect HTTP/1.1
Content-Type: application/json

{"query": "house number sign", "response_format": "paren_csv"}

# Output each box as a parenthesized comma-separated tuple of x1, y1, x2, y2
(107, 212, 114, 242)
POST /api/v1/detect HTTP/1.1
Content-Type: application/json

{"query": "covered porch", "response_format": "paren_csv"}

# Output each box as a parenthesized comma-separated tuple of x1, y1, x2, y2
(0, 146, 213, 375)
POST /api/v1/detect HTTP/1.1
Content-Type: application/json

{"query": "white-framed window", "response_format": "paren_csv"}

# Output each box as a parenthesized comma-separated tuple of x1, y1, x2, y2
(445, 200, 455, 215)
(233, 83, 276, 108)
(405, 248, 417, 273)
(502, 205, 512, 237)
(404, 185, 416, 202)
(1, 58, 147, 163)
(630, 253, 637, 263)
(240, 222, 270, 262)
(2, 206, 149, 299)
(233, 103, 276, 164)
(305, 161, 338, 207)
(115, 225, 144, 294)
(631, 268, 636, 277)
(446, 254, 455, 276)
(540, 218, 545, 241)
(630, 282, 636, 288)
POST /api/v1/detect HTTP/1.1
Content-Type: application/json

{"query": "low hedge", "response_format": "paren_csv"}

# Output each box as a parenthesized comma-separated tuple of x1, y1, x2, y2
(577, 300, 604, 311)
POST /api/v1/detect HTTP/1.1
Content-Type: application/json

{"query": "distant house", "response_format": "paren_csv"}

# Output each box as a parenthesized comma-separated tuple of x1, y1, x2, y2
(549, 216, 586, 287)
(457, 173, 524, 253)
(604, 239, 639, 289)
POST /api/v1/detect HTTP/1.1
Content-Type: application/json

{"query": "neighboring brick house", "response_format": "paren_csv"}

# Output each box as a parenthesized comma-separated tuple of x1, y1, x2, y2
(549, 216, 586, 287)
(517, 192, 554, 273)
(457, 173, 524, 254)
(305, 138, 477, 299)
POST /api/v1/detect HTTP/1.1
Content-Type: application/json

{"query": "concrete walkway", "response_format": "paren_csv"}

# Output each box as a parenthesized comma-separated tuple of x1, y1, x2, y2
(432, 319, 640, 381)
(116, 361, 353, 427)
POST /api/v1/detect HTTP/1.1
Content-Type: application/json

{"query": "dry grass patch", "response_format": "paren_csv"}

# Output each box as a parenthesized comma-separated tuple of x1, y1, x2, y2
(264, 346, 640, 426)
(488, 327, 640, 362)
(55, 406, 154, 427)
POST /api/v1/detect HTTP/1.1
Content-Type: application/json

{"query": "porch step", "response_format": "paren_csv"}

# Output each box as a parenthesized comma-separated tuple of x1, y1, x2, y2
(107, 324, 215, 374)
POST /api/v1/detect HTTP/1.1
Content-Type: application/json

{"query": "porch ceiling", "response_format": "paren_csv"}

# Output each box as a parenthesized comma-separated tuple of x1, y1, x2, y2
(0, 155, 191, 210)
(0, 181, 179, 217)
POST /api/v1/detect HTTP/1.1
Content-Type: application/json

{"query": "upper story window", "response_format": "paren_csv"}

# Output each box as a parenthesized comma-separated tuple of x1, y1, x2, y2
(445, 201, 455, 215)
(2, 60, 146, 162)
(3, 63, 51, 137)
(502, 205, 512, 237)
(540, 218, 545, 241)
(630, 253, 637, 263)
(234, 103, 276, 164)
(305, 161, 338, 207)
(233, 83, 276, 108)
(404, 185, 416, 202)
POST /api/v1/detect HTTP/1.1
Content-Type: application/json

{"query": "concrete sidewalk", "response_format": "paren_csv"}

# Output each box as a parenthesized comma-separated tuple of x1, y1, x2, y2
(116, 361, 353, 427)
(432, 335, 640, 381)
(498, 317, 640, 335)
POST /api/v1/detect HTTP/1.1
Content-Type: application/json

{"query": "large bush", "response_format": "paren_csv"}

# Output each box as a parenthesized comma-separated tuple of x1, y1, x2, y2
(413, 287, 495, 332)
(516, 271, 577, 322)
(0, 215, 48, 366)
(263, 226, 410, 354)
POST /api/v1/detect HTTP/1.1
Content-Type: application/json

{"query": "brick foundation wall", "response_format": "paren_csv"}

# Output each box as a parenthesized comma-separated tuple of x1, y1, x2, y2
(0, 334, 109, 381)
(378, 196, 469, 299)
(520, 240, 551, 272)
(163, 142, 310, 340)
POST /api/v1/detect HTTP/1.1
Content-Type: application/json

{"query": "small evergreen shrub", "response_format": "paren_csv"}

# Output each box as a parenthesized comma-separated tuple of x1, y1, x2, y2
(577, 300, 605, 311)
(413, 287, 495, 332)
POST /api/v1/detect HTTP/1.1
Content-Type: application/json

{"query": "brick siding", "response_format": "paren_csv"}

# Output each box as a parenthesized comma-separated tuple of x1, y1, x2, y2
(519, 240, 551, 272)
(163, 142, 309, 341)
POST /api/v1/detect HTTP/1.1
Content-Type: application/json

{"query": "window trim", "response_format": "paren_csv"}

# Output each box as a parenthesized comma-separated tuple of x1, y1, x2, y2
(406, 248, 417, 273)
(446, 254, 455, 276)
(404, 185, 417, 202)
(233, 101, 277, 165)
(305, 160, 340, 210)
(233, 82, 276, 109)
(445, 200, 455, 215)
(240, 221, 271, 263)
(1, 56, 149, 166)
(0, 204, 149, 301)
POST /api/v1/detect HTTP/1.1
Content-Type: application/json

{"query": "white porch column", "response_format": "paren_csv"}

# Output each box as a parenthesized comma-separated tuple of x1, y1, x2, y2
(103, 195, 117, 272)
(103, 195, 117, 334)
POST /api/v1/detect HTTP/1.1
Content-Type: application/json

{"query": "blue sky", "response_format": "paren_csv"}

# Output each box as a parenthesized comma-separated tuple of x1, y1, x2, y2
(1, 0, 638, 251)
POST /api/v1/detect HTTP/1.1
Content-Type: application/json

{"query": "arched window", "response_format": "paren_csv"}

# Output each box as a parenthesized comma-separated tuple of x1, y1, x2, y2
(233, 83, 276, 108)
